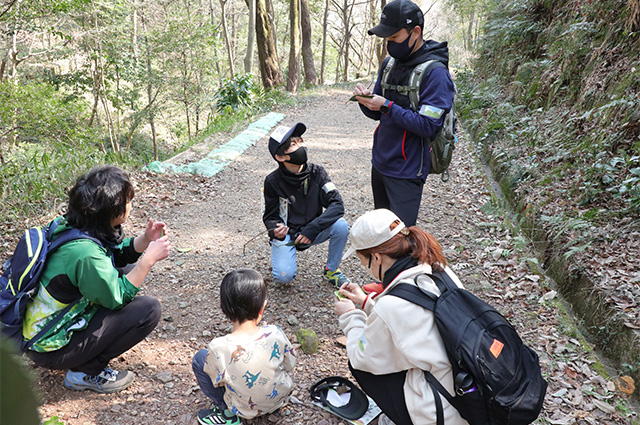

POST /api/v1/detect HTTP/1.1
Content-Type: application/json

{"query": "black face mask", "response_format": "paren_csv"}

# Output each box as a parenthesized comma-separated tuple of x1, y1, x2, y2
(387, 32, 417, 61)
(286, 146, 308, 165)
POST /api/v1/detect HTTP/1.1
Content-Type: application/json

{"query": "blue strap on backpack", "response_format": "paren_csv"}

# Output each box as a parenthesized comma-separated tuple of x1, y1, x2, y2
(0, 218, 103, 351)
(388, 270, 547, 425)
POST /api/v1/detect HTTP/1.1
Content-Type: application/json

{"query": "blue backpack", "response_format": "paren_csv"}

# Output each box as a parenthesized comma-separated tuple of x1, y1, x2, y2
(0, 219, 101, 351)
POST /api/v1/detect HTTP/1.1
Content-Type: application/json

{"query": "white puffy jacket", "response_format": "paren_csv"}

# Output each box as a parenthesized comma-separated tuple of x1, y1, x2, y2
(339, 263, 469, 425)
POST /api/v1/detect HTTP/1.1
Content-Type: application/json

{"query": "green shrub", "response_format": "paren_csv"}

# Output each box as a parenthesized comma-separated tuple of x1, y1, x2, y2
(214, 74, 256, 111)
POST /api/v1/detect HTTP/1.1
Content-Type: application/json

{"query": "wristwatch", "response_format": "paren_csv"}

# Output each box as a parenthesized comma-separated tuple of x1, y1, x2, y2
(380, 99, 392, 114)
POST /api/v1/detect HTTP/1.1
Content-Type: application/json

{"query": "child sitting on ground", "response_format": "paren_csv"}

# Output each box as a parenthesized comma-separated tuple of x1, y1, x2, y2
(192, 269, 296, 424)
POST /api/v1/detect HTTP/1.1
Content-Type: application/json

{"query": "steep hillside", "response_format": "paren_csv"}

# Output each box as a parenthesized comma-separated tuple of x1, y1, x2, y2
(459, 0, 640, 398)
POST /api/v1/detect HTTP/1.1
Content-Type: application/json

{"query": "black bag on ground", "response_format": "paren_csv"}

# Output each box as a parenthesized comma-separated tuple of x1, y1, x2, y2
(310, 376, 369, 420)
(388, 271, 547, 425)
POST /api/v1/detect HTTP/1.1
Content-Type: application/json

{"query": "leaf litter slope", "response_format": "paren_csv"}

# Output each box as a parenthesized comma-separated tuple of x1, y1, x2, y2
(33, 87, 635, 424)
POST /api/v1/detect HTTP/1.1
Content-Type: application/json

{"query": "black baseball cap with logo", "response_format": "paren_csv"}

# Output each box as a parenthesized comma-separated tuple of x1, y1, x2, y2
(268, 122, 306, 159)
(368, 0, 424, 38)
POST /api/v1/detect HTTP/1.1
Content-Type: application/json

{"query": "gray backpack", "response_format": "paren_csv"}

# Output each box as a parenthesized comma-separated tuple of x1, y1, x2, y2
(381, 58, 457, 182)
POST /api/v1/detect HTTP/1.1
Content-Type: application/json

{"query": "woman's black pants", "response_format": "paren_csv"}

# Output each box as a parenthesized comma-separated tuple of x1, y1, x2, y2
(349, 362, 414, 425)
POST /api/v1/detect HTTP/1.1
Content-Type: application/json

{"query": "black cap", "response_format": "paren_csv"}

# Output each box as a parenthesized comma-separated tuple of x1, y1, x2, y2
(368, 0, 424, 38)
(310, 376, 369, 420)
(268, 122, 306, 159)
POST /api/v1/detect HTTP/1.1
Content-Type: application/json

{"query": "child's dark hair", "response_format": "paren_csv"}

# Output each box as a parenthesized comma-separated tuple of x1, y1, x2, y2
(275, 136, 303, 156)
(220, 269, 267, 323)
(66, 165, 135, 242)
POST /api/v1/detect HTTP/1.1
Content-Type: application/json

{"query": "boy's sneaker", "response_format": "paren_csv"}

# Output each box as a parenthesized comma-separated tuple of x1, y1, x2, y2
(323, 267, 350, 288)
(197, 407, 241, 425)
(64, 367, 135, 394)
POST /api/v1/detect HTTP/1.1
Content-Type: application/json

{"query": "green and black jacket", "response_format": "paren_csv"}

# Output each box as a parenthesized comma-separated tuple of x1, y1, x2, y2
(23, 217, 141, 352)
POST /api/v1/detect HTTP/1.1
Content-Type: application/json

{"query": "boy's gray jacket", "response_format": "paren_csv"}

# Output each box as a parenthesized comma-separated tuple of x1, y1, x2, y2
(338, 263, 469, 425)
(263, 163, 344, 243)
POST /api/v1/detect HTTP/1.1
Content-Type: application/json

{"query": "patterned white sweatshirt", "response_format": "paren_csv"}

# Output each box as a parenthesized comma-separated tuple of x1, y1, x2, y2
(204, 324, 296, 419)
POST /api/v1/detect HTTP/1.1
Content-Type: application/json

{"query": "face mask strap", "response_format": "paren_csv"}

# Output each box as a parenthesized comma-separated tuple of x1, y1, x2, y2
(368, 254, 383, 281)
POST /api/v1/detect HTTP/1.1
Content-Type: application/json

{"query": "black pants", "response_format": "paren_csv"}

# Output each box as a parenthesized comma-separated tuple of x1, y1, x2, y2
(371, 166, 424, 227)
(349, 362, 413, 425)
(28, 296, 161, 375)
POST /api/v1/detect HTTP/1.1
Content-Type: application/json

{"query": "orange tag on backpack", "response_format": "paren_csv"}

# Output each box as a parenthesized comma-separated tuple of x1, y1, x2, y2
(490, 339, 504, 358)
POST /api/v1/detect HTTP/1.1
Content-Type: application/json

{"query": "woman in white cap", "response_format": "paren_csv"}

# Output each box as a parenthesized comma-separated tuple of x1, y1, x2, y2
(335, 209, 468, 425)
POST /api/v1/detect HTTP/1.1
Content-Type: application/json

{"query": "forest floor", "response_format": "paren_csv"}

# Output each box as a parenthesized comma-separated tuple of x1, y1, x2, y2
(27, 87, 638, 425)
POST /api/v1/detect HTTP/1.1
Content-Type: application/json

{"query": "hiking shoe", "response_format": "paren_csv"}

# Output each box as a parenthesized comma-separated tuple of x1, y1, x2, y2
(197, 407, 241, 425)
(377, 413, 396, 425)
(323, 267, 350, 288)
(64, 367, 135, 393)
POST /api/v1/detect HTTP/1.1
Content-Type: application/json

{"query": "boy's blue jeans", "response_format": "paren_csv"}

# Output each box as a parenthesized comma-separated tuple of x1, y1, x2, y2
(270, 218, 349, 284)
(192, 349, 227, 409)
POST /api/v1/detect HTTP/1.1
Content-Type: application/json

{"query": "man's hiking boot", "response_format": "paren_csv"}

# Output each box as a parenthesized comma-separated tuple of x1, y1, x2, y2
(64, 367, 135, 393)
(197, 407, 241, 425)
(323, 267, 350, 288)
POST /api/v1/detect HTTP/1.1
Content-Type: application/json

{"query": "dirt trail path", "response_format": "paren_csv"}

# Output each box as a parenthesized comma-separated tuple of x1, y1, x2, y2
(34, 87, 634, 425)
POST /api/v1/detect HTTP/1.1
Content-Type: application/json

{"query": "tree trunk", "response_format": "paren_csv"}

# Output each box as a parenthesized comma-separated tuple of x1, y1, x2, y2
(256, 0, 283, 88)
(7, 16, 19, 147)
(10, 15, 17, 80)
(331, 0, 353, 82)
(466, 9, 475, 50)
(320, 0, 328, 84)
(184, 99, 191, 140)
(376, 0, 387, 66)
(286, 0, 300, 92)
(140, 9, 158, 160)
(266, 0, 278, 57)
(218, 0, 235, 78)
(146, 68, 157, 160)
(207, 0, 223, 77)
(150, 115, 158, 160)
(132, 0, 139, 67)
(92, 6, 118, 152)
(182, 53, 192, 140)
(195, 103, 200, 136)
(300, 0, 316, 85)
(89, 82, 100, 127)
(87, 47, 100, 128)
(342, 0, 353, 81)
(244, 0, 256, 73)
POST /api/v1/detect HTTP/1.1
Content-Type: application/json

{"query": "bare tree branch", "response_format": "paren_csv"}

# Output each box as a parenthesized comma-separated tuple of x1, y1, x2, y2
(0, 0, 18, 20)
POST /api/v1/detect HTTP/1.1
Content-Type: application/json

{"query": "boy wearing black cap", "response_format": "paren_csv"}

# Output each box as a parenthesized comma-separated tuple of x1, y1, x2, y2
(263, 122, 350, 287)
(352, 0, 455, 227)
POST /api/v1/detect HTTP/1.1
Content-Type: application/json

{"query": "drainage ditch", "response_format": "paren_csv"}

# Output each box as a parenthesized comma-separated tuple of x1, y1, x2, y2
(467, 126, 640, 404)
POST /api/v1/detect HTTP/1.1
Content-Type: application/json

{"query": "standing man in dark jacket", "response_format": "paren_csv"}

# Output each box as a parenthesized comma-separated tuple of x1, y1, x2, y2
(263, 122, 350, 287)
(353, 0, 455, 227)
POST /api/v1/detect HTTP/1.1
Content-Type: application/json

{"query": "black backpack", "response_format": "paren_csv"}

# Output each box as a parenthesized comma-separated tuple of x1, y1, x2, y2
(0, 218, 102, 351)
(388, 271, 547, 425)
